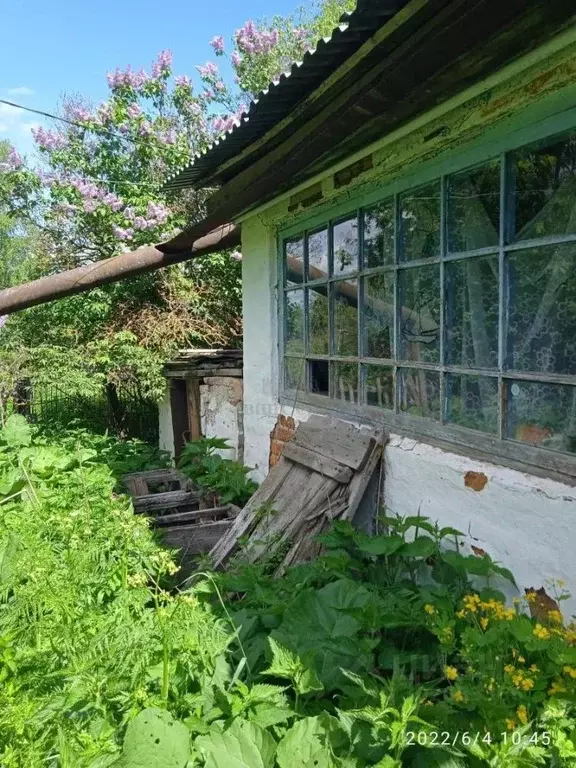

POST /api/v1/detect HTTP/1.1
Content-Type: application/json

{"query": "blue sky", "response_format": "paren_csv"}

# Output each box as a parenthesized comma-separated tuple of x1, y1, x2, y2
(0, 0, 298, 157)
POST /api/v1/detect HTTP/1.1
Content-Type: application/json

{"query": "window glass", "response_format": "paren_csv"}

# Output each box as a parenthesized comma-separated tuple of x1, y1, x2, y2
(363, 200, 395, 268)
(308, 287, 329, 355)
(309, 360, 329, 396)
(445, 256, 499, 368)
(284, 290, 304, 354)
(510, 132, 576, 242)
(507, 380, 576, 454)
(445, 374, 498, 434)
(333, 217, 359, 276)
(333, 280, 358, 356)
(399, 181, 441, 262)
(285, 358, 305, 391)
(507, 243, 576, 375)
(447, 161, 500, 252)
(285, 237, 304, 287)
(332, 362, 358, 403)
(307, 229, 329, 278)
(365, 365, 393, 409)
(398, 265, 440, 363)
(399, 368, 440, 420)
(363, 273, 394, 359)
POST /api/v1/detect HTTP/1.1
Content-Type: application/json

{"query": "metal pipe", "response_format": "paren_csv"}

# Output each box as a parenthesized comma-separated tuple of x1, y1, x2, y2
(0, 223, 239, 315)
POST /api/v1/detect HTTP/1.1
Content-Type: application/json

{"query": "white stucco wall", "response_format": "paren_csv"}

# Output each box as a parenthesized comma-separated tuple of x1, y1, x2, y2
(200, 376, 243, 462)
(158, 387, 174, 458)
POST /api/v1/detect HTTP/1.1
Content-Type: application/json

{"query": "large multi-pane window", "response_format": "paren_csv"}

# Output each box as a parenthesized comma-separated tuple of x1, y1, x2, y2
(281, 130, 576, 467)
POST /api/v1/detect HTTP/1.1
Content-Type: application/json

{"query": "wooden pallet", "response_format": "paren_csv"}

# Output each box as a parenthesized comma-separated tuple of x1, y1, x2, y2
(210, 415, 385, 571)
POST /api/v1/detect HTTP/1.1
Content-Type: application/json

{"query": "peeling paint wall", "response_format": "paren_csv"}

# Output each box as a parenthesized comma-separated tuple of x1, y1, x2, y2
(200, 376, 244, 462)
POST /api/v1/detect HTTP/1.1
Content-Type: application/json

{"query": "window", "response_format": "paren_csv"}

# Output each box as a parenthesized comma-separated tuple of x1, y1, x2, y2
(281, 130, 576, 470)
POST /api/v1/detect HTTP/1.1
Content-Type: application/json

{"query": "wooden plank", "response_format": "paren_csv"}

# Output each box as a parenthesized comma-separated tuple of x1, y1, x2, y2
(152, 505, 239, 528)
(281, 442, 353, 483)
(186, 378, 202, 441)
(342, 440, 384, 522)
(160, 520, 233, 556)
(125, 476, 149, 496)
(293, 415, 375, 470)
(133, 490, 201, 514)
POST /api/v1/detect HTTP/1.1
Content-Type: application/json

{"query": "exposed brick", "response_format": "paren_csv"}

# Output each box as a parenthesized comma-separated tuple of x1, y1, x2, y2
(269, 414, 297, 469)
(464, 471, 488, 492)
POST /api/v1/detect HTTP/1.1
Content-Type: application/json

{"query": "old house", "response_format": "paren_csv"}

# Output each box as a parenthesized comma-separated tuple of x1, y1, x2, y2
(2, 0, 576, 602)
(163, 0, 576, 600)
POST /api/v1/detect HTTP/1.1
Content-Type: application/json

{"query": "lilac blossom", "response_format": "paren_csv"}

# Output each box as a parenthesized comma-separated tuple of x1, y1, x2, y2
(113, 225, 134, 241)
(1, 147, 23, 171)
(197, 61, 219, 79)
(231, 51, 242, 68)
(32, 126, 68, 151)
(174, 74, 191, 88)
(83, 199, 98, 213)
(147, 200, 169, 224)
(127, 103, 142, 119)
(152, 50, 173, 79)
(106, 66, 150, 90)
(139, 120, 152, 137)
(97, 102, 113, 123)
(210, 36, 225, 55)
(66, 105, 92, 122)
(212, 113, 240, 135)
(236, 21, 279, 55)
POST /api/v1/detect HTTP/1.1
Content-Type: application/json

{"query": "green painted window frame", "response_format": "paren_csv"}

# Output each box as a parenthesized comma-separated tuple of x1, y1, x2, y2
(277, 100, 576, 483)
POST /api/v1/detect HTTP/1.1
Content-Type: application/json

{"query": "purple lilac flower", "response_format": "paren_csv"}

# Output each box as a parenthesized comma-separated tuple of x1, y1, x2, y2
(197, 61, 219, 79)
(231, 51, 242, 68)
(113, 225, 134, 241)
(127, 103, 142, 119)
(133, 216, 148, 230)
(5, 147, 22, 170)
(236, 21, 279, 55)
(174, 74, 192, 88)
(210, 36, 225, 55)
(146, 201, 169, 224)
(107, 66, 149, 90)
(152, 50, 173, 79)
(32, 126, 68, 151)
(139, 120, 152, 137)
(97, 102, 113, 122)
(67, 105, 92, 122)
(83, 199, 98, 213)
(110, 199, 124, 212)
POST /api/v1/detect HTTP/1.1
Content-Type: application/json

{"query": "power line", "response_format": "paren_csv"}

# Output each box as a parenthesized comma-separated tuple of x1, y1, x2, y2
(0, 98, 141, 146)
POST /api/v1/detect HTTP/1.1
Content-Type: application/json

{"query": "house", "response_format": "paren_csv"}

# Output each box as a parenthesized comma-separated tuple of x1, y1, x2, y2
(163, 0, 576, 604)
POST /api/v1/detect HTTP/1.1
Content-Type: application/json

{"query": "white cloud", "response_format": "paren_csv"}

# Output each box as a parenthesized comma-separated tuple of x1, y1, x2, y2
(7, 86, 34, 97)
(0, 103, 22, 118)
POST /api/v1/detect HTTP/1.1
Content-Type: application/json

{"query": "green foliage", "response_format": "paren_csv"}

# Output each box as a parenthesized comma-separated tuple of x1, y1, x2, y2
(1, 421, 576, 766)
(178, 437, 258, 507)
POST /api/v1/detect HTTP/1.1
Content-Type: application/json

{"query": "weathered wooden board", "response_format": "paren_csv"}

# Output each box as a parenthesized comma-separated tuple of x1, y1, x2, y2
(152, 505, 240, 528)
(292, 416, 375, 471)
(133, 490, 202, 514)
(123, 468, 191, 497)
(210, 416, 386, 570)
(281, 442, 353, 483)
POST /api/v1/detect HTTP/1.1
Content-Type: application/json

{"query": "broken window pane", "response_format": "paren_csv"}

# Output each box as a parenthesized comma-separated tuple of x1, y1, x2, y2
(331, 362, 358, 403)
(308, 286, 329, 355)
(507, 243, 576, 375)
(307, 228, 329, 279)
(507, 380, 576, 454)
(447, 161, 500, 252)
(365, 365, 393, 409)
(284, 357, 305, 391)
(284, 289, 304, 354)
(363, 199, 395, 268)
(510, 131, 576, 242)
(445, 374, 498, 434)
(398, 264, 440, 363)
(399, 181, 441, 262)
(333, 279, 358, 356)
(285, 237, 304, 287)
(333, 216, 359, 276)
(309, 359, 329, 396)
(399, 368, 440, 420)
(445, 256, 499, 368)
(363, 273, 394, 359)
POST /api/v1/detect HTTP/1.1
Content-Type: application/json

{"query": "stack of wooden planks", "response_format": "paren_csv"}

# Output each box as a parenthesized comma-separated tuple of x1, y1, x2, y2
(210, 415, 385, 570)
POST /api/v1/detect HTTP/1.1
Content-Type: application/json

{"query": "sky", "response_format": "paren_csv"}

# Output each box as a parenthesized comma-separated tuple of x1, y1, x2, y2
(0, 0, 299, 157)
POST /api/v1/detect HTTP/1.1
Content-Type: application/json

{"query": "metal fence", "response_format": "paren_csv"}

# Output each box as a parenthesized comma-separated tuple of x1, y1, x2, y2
(26, 382, 159, 444)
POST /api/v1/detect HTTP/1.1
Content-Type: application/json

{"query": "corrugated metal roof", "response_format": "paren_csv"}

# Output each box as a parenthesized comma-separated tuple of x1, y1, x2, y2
(165, 1, 407, 190)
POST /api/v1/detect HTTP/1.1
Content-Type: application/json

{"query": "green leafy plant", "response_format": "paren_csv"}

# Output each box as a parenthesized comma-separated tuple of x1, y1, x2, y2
(178, 437, 258, 507)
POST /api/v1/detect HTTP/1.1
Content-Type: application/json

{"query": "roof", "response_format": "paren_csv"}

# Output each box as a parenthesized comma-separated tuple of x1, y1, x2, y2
(165, 0, 407, 190)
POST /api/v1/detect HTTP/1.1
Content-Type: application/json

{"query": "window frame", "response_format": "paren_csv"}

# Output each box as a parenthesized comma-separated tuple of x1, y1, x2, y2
(277, 107, 576, 484)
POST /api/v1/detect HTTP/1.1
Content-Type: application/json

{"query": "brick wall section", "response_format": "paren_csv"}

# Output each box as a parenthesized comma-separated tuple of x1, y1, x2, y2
(269, 414, 296, 468)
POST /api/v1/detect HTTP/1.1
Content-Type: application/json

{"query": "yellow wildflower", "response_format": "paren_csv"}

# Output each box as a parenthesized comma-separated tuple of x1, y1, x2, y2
(456, 609, 466, 619)
(520, 678, 534, 691)
(505, 718, 516, 731)
(452, 690, 465, 704)
(563, 666, 576, 679)
(518, 656, 525, 663)
(512, 597, 521, 606)
(529, 664, 538, 672)
(424, 604, 436, 615)
(548, 610, 563, 625)
(504, 664, 515, 675)
(445, 665, 459, 681)
(480, 617, 489, 631)
(526, 592, 538, 603)
(549, 679, 567, 695)
(517, 705, 528, 725)
(533, 624, 551, 640)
